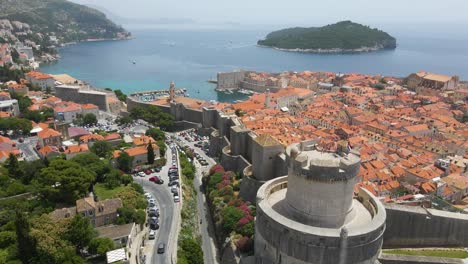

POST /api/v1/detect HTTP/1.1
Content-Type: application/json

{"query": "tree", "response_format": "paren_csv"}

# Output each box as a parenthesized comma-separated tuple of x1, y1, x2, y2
(222, 206, 244, 234)
(156, 140, 167, 156)
(5, 153, 21, 179)
(104, 170, 121, 189)
(82, 113, 97, 126)
(14, 211, 36, 264)
(179, 237, 204, 264)
(36, 159, 95, 204)
(147, 144, 155, 164)
(90, 140, 112, 158)
(114, 89, 127, 102)
(116, 116, 132, 125)
(145, 128, 166, 141)
(88, 237, 114, 256)
(65, 215, 97, 252)
(116, 152, 133, 173)
(71, 152, 111, 182)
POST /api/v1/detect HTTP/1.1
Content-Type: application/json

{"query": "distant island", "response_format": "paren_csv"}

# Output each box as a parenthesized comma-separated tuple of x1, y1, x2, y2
(0, 0, 131, 44)
(258, 21, 397, 53)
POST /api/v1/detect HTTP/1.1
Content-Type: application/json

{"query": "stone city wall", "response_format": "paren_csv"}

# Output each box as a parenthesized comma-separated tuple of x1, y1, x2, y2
(383, 204, 468, 248)
(378, 253, 464, 264)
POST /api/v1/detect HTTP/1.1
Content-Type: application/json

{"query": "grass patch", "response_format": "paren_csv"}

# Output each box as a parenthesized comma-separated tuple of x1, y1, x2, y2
(384, 249, 468, 259)
(94, 183, 127, 200)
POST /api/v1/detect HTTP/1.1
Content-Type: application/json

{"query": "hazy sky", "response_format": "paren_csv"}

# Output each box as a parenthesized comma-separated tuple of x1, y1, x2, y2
(71, 0, 468, 27)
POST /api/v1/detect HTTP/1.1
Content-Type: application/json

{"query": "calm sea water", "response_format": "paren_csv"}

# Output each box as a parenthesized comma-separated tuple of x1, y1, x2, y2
(40, 26, 468, 102)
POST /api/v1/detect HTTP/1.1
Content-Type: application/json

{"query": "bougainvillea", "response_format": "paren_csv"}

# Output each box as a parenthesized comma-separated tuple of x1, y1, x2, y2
(209, 164, 225, 175)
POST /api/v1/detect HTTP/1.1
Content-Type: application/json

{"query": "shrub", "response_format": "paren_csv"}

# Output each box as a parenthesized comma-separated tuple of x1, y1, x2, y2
(209, 164, 225, 175)
(222, 206, 244, 234)
(121, 174, 133, 185)
(88, 237, 114, 255)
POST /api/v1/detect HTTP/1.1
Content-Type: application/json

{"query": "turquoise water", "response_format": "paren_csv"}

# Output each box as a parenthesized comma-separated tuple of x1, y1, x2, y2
(40, 27, 468, 102)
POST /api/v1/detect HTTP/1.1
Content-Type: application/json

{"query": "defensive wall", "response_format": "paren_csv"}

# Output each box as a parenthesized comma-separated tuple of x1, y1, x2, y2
(378, 254, 465, 264)
(383, 203, 468, 248)
(55, 84, 109, 111)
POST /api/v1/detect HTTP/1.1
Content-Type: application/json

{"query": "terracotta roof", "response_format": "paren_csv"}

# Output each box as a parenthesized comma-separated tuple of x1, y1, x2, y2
(37, 128, 61, 139)
(26, 71, 53, 80)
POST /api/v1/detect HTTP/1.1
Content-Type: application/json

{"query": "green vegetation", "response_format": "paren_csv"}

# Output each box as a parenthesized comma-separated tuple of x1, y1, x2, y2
(88, 237, 114, 256)
(147, 143, 155, 164)
(177, 152, 204, 264)
(0, 0, 130, 44)
(0, 66, 24, 82)
(82, 113, 98, 126)
(205, 164, 255, 254)
(114, 89, 127, 102)
(0, 149, 147, 263)
(0, 117, 32, 135)
(146, 128, 167, 156)
(384, 249, 468, 259)
(258, 21, 396, 51)
(130, 105, 174, 129)
(116, 152, 133, 173)
(90, 140, 113, 158)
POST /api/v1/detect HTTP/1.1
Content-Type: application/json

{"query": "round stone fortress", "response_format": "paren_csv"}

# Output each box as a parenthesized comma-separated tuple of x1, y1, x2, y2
(255, 141, 386, 264)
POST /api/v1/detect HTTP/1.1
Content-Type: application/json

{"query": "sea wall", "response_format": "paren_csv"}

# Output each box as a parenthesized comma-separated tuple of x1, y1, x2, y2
(383, 204, 468, 248)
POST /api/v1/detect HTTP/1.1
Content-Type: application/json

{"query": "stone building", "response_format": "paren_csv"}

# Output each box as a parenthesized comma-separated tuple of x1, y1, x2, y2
(50, 197, 123, 227)
(254, 141, 386, 264)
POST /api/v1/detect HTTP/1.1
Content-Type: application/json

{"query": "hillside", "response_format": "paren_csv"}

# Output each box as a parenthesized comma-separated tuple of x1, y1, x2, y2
(258, 21, 396, 53)
(0, 0, 130, 43)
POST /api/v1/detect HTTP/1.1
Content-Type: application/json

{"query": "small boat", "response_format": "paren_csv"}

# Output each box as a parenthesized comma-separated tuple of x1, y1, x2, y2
(225, 90, 233, 94)
(207, 79, 217, 84)
(132, 60, 136, 64)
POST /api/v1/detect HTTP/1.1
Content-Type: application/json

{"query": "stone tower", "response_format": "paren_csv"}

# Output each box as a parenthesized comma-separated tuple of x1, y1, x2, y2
(255, 141, 386, 264)
(169, 81, 176, 101)
(265, 88, 271, 108)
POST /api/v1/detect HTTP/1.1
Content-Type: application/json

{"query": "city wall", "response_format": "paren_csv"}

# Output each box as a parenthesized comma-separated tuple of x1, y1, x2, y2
(383, 204, 468, 248)
(378, 254, 464, 264)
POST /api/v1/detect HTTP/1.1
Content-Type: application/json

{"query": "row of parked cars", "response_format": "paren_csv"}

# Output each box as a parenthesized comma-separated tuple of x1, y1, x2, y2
(169, 143, 180, 203)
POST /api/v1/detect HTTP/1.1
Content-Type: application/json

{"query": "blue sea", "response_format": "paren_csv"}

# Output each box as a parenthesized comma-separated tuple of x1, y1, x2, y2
(40, 24, 468, 103)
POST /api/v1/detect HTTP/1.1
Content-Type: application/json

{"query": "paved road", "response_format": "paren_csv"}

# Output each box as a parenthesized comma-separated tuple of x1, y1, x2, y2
(177, 134, 219, 264)
(138, 146, 180, 264)
(17, 137, 40, 161)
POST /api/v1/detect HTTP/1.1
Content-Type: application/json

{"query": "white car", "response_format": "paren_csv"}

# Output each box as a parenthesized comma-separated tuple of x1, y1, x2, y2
(149, 230, 155, 240)
(174, 195, 180, 203)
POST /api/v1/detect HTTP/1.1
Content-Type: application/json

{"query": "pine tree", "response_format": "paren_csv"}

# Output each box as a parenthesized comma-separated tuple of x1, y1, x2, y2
(147, 143, 155, 164)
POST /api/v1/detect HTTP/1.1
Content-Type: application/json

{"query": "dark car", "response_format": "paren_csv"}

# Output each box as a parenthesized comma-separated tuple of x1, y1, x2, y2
(150, 223, 160, 230)
(154, 167, 161, 172)
(157, 243, 165, 254)
(168, 180, 179, 187)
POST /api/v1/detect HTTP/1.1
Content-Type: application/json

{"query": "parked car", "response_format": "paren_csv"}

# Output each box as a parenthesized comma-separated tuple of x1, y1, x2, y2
(144, 169, 152, 175)
(168, 180, 179, 187)
(157, 243, 166, 254)
(148, 208, 160, 217)
(149, 176, 157, 182)
(171, 186, 178, 194)
(154, 167, 161, 172)
(149, 217, 159, 225)
(150, 222, 160, 230)
(149, 230, 155, 240)
(174, 195, 180, 203)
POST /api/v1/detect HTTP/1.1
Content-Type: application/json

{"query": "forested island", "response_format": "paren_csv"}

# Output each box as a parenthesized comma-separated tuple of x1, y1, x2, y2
(0, 0, 130, 44)
(258, 21, 397, 53)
